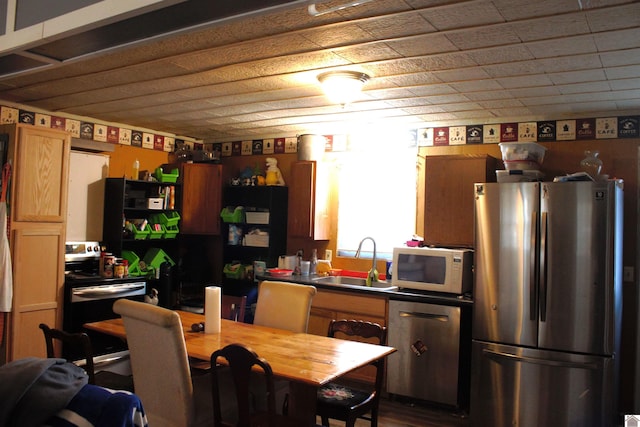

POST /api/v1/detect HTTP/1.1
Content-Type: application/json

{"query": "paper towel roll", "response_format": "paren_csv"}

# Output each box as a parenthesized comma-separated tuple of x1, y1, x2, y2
(204, 286, 221, 334)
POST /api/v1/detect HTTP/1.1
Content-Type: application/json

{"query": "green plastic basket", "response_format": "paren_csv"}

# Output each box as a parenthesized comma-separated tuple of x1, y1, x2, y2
(163, 224, 179, 239)
(121, 250, 142, 277)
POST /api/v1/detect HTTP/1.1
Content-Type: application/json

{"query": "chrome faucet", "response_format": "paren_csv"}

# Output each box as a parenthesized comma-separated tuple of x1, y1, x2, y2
(355, 237, 379, 286)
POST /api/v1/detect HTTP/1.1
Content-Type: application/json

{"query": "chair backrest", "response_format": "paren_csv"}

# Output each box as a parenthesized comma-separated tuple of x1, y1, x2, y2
(221, 294, 247, 322)
(328, 319, 388, 390)
(210, 343, 276, 427)
(38, 323, 97, 384)
(253, 281, 317, 333)
(113, 299, 194, 427)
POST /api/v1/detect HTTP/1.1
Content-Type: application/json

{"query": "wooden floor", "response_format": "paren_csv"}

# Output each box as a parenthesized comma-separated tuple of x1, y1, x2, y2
(317, 397, 470, 427)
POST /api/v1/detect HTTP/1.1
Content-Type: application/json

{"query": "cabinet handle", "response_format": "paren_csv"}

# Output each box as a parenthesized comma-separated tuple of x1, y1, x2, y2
(399, 311, 449, 322)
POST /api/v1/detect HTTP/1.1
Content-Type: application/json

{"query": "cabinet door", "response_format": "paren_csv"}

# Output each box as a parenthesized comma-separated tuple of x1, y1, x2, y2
(181, 163, 222, 235)
(8, 223, 65, 360)
(9, 126, 70, 222)
(288, 161, 330, 240)
(423, 155, 496, 247)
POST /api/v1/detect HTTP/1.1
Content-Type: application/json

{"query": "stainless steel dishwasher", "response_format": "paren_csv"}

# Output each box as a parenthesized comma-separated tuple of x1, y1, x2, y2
(387, 299, 470, 408)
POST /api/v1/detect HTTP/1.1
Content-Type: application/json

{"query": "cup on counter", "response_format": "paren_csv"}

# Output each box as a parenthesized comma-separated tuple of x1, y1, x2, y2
(300, 260, 311, 275)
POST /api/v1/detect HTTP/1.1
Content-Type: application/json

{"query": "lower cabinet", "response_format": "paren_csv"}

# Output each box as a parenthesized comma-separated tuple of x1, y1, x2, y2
(308, 288, 387, 383)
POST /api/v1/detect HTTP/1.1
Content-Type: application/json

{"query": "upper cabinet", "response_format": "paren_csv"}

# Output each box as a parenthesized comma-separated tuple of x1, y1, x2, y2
(419, 154, 498, 248)
(3, 125, 70, 222)
(288, 161, 330, 240)
(180, 163, 223, 235)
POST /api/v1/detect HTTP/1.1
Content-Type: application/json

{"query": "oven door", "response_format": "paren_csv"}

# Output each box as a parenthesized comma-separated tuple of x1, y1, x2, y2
(64, 279, 146, 360)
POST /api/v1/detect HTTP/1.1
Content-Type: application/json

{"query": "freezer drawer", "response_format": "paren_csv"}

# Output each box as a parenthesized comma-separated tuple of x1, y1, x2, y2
(470, 341, 616, 427)
(387, 300, 468, 407)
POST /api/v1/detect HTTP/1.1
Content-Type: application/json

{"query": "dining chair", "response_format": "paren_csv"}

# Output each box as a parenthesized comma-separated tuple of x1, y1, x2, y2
(210, 343, 306, 427)
(253, 280, 317, 333)
(38, 323, 135, 392)
(221, 294, 247, 323)
(112, 299, 214, 427)
(316, 319, 388, 427)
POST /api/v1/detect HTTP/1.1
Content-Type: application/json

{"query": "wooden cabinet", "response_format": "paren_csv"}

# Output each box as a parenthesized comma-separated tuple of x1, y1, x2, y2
(180, 163, 222, 235)
(419, 154, 497, 248)
(288, 161, 330, 240)
(1, 124, 70, 362)
(308, 288, 387, 383)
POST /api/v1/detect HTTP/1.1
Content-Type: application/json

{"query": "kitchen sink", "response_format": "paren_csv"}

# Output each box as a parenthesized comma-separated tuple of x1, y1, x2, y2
(312, 275, 398, 291)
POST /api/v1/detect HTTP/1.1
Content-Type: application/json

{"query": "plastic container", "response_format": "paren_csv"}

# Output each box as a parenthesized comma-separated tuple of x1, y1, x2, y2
(245, 211, 270, 224)
(220, 206, 245, 223)
(131, 224, 150, 240)
(224, 263, 245, 279)
(148, 223, 164, 239)
(121, 250, 143, 276)
(142, 248, 176, 272)
(499, 142, 546, 170)
(150, 212, 181, 227)
(154, 167, 179, 183)
(132, 159, 139, 180)
(163, 224, 179, 239)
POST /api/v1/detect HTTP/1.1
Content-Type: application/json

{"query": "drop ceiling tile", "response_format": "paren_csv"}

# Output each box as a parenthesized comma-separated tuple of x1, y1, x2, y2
(446, 26, 522, 50)
(431, 67, 492, 83)
(508, 86, 562, 98)
(401, 105, 448, 115)
(449, 79, 504, 93)
(549, 69, 607, 85)
(420, 2, 504, 30)
(477, 99, 525, 109)
(333, 44, 403, 63)
(513, 14, 590, 42)
(482, 61, 546, 78)
(386, 34, 457, 56)
(408, 83, 458, 97)
(357, 12, 435, 39)
(466, 90, 515, 101)
(558, 81, 612, 94)
(496, 74, 555, 89)
(439, 102, 483, 112)
(535, 54, 602, 73)
(600, 48, 640, 67)
(467, 45, 535, 66)
(586, 3, 640, 32)
(527, 34, 598, 58)
(300, 23, 375, 48)
(594, 27, 640, 51)
(610, 78, 640, 90)
(383, 73, 443, 87)
(605, 64, 640, 79)
(492, 0, 578, 21)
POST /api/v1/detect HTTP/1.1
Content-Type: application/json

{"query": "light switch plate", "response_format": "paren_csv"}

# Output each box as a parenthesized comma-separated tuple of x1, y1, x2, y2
(624, 266, 634, 282)
(325, 249, 332, 262)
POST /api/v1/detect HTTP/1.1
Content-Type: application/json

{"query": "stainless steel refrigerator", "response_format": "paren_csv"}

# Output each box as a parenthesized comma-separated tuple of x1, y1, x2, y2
(470, 180, 623, 427)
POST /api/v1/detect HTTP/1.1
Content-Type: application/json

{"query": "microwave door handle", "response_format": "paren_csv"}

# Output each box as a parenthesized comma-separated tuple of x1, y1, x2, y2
(530, 210, 538, 321)
(399, 311, 449, 322)
(539, 211, 548, 322)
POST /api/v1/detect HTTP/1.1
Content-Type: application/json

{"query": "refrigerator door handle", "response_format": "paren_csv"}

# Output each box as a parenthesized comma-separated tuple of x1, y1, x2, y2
(530, 210, 538, 321)
(540, 211, 548, 322)
(399, 311, 449, 322)
(483, 348, 599, 370)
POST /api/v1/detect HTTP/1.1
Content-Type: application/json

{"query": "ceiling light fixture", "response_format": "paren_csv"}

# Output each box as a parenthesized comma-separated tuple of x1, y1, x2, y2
(317, 70, 370, 106)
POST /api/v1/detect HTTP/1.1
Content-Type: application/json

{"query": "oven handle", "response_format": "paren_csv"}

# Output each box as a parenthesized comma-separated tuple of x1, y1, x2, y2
(73, 283, 145, 298)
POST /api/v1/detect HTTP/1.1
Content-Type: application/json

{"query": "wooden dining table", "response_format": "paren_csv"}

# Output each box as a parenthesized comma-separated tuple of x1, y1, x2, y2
(84, 310, 396, 425)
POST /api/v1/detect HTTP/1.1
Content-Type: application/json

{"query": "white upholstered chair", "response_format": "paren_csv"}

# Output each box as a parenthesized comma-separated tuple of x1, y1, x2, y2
(113, 299, 214, 427)
(253, 280, 317, 333)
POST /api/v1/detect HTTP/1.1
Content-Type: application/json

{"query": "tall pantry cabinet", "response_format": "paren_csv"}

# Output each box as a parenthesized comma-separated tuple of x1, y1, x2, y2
(0, 124, 70, 362)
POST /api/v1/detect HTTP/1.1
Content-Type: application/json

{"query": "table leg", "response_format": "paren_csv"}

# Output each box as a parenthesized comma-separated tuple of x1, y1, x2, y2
(288, 381, 317, 426)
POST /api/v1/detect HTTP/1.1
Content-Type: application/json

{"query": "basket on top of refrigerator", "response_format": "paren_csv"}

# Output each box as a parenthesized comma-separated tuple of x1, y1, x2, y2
(499, 142, 546, 170)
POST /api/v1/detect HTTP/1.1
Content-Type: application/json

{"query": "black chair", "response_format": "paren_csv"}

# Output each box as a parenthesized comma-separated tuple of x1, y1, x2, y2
(316, 320, 388, 427)
(210, 343, 305, 427)
(38, 323, 134, 392)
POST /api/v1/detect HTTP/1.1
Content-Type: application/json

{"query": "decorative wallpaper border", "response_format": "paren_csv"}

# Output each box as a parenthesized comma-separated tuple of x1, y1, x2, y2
(417, 116, 640, 146)
(0, 104, 202, 152)
(3, 102, 638, 157)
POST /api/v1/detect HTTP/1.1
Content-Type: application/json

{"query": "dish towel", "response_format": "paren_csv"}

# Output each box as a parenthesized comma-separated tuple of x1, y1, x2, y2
(0, 163, 13, 345)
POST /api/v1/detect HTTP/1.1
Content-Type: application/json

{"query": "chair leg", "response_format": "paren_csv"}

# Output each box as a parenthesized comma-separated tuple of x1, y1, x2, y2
(321, 415, 330, 426)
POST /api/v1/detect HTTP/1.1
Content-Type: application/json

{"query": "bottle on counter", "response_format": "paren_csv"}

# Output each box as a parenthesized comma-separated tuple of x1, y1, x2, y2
(310, 249, 318, 275)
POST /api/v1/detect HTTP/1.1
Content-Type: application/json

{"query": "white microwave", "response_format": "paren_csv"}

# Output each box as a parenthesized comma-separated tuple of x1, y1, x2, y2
(391, 246, 473, 294)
